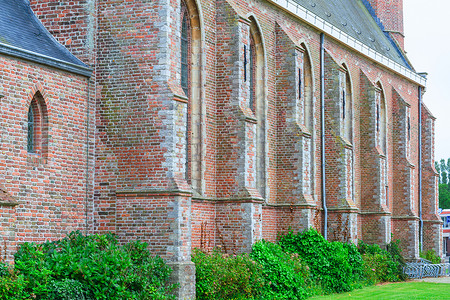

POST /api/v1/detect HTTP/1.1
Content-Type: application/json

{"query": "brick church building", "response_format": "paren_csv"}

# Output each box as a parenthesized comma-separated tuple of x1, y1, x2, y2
(0, 0, 441, 297)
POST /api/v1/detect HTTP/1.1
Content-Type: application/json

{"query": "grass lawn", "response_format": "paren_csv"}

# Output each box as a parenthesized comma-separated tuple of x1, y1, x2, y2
(309, 281, 450, 299)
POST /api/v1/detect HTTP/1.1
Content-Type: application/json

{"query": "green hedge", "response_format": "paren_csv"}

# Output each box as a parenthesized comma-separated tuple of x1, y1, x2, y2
(192, 249, 265, 300)
(193, 229, 407, 299)
(0, 231, 175, 300)
(278, 229, 364, 294)
(251, 241, 312, 300)
(358, 240, 406, 284)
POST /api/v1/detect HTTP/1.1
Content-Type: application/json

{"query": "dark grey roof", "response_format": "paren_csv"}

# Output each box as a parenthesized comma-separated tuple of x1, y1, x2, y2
(292, 0, 411, 69)
(0, 0, 91, 77)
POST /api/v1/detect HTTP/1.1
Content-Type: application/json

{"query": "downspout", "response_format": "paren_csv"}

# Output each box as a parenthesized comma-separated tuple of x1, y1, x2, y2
(320, 33, 328, 240)
(85, 78, 91, 235)
(418, 86, 423, 252)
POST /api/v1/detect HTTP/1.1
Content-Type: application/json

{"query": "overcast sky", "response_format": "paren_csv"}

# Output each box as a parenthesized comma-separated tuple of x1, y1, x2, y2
(404, 0, 450, 162)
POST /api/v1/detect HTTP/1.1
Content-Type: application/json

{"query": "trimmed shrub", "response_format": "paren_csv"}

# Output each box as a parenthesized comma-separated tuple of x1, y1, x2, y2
(13, 231, 175, 299)
(278, 229, 364, 294)
(251, 240, 311, 300)
(192, 249, 265, 300)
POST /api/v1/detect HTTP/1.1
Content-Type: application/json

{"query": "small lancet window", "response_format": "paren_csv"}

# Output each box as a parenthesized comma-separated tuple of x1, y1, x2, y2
(244, 45, 247, 82)
(27, 106, 34, 153)
(249, 36, 256, 112)
(407, 116, 411, 141)
(181, 8, 189, 97)
(342, 90, 346, 120)
(298, 68, 302, 100)
(26, 91, 48, 158)
(376, 103, 380, 132)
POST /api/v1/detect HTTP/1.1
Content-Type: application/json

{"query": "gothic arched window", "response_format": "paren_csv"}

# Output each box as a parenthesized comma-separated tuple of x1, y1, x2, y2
(343, 67, 352, 142)
(181, 4, 190, 97)
(27, 91, 48, 157)
(375, 85, 387, 154)
(27, 106, 35, 153)
(249, 17, 266, 198)
(180, 0, 203, 192)
(249, 35, 256, 113)
(302, 46, 313, 132)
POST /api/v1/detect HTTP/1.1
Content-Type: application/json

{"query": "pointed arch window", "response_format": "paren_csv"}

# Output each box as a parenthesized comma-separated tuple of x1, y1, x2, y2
(181, 5, 190, 97)
(375, 86, 387, 154)
(248, 17, 266, 198)
(343, 69, 352, 142)
(27, 106, 35, 153)
(298, 68, 302, 101)
(407, 116, 411, 141)
(376, 102, 380, 132)
(342, 90, 346, 120)
(180, 0, 203, 192)
(27, 91, 48, 158)
(301, 46, 313, 132)
(249, 35, 256, 113)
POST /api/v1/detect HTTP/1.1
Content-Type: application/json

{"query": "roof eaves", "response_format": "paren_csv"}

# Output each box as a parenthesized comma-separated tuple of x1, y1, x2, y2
(266, 0, 426, 87)
(0, 42, 93, 77)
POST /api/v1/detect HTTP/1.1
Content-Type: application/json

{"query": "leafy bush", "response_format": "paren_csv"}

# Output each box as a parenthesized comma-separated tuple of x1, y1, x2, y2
(0, 262, 9, 277)
(358, 240, 406, 283)
(250, 240, 311, 300)
(13, 231, 175, 299)
(0, 272, 29, 299)
(420, 250, 441, 264)
(343, 242, 365, 285)
(192, 248, 265, 300)
(47, 279, 88, 300)
(278, 229, 364, 294)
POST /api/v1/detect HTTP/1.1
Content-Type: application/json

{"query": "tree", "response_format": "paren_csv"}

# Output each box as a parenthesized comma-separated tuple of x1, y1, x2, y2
(436, 158, 450, 209)
(440, 159, 448, 185)
(439, 184, 450, 209)
(435, 162, 441, 184)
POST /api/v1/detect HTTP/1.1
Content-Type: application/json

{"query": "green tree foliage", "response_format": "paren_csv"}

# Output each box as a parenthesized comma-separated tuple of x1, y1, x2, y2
(439, 183, 450, 209)
(440, 159, 448, 184)
(435, 161, 441, 183)
(435, 159, 450, 209)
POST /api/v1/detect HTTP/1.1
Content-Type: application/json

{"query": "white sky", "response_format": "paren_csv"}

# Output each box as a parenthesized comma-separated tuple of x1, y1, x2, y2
(404, 0, 450, 161)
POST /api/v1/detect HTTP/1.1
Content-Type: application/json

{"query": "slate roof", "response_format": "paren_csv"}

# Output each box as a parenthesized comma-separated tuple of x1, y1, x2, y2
(0, 0, 91, 77)
(292, 0, 411, 69)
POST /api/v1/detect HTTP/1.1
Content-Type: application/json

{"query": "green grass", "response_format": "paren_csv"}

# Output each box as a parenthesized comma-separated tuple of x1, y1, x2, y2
(309, 282, 450, 300)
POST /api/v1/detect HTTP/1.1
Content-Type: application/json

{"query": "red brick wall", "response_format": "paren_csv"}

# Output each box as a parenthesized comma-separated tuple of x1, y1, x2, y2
(29, 0, 95, 65)
(367, 0, 404, 49)
(191, 200, 216, 251)
(19, 0, 439, 262)
(0, 56, 91, 252)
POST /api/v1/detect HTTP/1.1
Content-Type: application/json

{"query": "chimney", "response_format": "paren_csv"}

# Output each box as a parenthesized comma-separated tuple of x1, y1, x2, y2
(367, 0, 405, 51)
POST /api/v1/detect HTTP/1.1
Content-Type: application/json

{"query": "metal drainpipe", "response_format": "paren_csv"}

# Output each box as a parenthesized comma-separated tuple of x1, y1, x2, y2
(320, 33, 328, 240)
(85, 78, 91, 235)
(418, 86, 423, 252)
